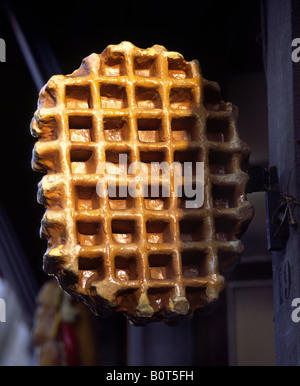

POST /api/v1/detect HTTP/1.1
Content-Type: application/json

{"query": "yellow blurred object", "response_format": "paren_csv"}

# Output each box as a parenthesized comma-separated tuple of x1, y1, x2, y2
(33, 280, 100, 366)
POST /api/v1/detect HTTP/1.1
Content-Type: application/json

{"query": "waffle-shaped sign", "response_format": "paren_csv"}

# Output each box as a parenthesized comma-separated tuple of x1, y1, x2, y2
(31, 42, 254, 324)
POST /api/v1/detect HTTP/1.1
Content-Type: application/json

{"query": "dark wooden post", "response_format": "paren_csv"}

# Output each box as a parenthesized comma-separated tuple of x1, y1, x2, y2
(263, 0, 300, 365)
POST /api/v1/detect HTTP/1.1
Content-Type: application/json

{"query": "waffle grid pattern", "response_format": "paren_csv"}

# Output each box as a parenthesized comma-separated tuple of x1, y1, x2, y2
(31, 42, 254, 324)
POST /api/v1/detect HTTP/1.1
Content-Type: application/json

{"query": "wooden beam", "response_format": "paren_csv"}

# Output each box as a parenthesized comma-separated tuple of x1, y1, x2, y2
(263, 0, 300, 365)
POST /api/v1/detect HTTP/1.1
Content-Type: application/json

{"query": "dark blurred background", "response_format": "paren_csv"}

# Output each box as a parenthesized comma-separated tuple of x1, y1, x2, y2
(0, 0, 274, 366)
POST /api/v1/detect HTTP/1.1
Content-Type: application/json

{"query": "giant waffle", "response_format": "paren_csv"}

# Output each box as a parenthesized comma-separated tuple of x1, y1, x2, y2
(31, 42, 254, 325)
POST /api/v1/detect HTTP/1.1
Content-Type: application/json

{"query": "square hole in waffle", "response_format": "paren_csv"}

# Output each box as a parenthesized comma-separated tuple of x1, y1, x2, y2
(108, 183, 136, 210)
(38, 183, 64, 210)
(148, 253, 174, 280)
(78, 254, 105, 289)
(185, 287, 207, 310)
(76, 221, 104, 246)
(212, 184, 238, 209)
(202, 82, 225, 112)
(170, 87, 195, 110)
(146, 219, 172, 243)
(148, 287, 175, 312)
(34, 116, 59, 142)
(214, 217, 240, 242)
(135, 86, 162, 109)
(100, 52, 126, 76)
(171, 116, 199, 141)
(139, 148, 168, 175)
(134, 55, 158, 77)
(143, 184, 171, 210)
(100, 84, 128, 109)
(217, 249, 240, 274)
(105, 148, 133, 174)
(74, 185, 100, 210)
(137, 118, 164, 143)
(174, 148, 203, 176)
(181, 249, 208, 278)
(168, 57, 193, 79)
(116, 289, 139, 312)
(70, 147, 97, 174)
(206, 116, 232, 142)
(68, 115, 95, 143)
(176, 183, 202, 210)
(209, 150, 233, 175)
(42, 222, 66, 246)
(114, 255, 138, 281)
(111, 219, 139, 244)
(179, 217, 210, 242)
(65, 85, 92, 109)
(103, 116, 130, 142)
(35, 148, 61, 174)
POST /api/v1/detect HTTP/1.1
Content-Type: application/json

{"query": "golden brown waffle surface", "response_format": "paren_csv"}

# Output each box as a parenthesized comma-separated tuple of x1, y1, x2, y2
(31, 42, 254, 325)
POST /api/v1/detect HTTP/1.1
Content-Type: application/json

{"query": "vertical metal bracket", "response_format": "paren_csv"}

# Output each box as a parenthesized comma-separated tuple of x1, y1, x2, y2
(247, 165, 288, 251)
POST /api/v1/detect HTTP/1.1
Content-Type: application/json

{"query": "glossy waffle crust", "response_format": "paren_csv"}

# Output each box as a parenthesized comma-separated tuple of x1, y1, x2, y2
(31, 42, 254, 324)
